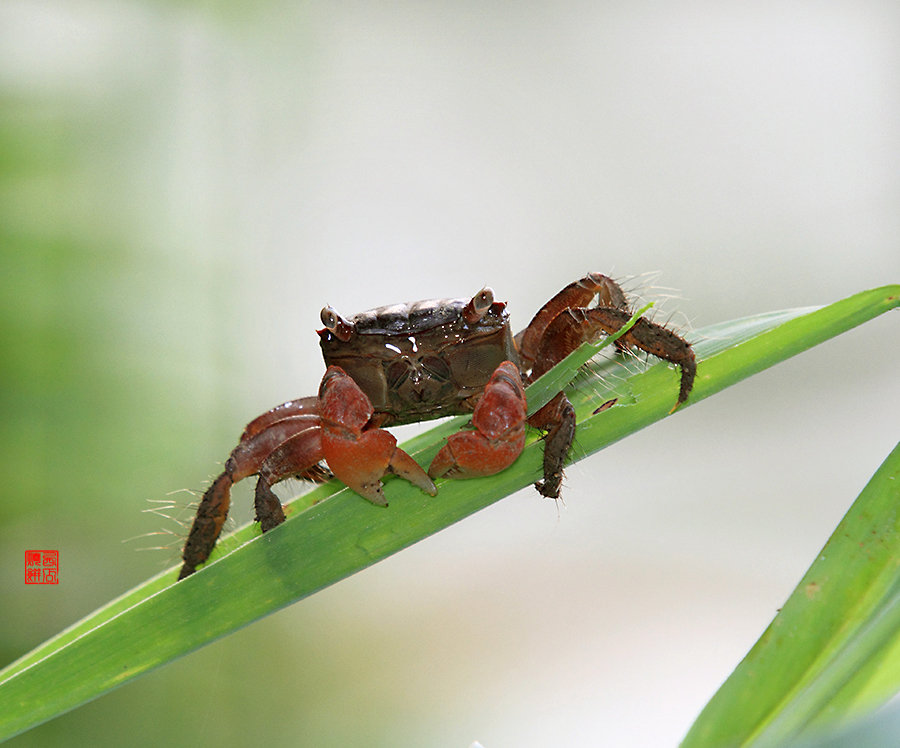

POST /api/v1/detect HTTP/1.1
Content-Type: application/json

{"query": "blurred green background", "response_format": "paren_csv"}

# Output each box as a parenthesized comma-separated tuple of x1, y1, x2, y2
(1, 2, 898, 746)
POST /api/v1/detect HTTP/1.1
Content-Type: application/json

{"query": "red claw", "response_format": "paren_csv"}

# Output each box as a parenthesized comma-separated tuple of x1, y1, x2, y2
(320, 366, 436, 505)
(429, 361, 527, 481)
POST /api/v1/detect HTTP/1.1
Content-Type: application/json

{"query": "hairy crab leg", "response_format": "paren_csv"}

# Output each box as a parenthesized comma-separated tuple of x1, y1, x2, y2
(178, 414, 321, 580)
(517, 272, 628, 372)
(527, 392, 576, 499)
(530, 307, 696, 407)
(428, 361, 527, 481)
(319, 366, 437, 506)
(517, 275, 695, 499)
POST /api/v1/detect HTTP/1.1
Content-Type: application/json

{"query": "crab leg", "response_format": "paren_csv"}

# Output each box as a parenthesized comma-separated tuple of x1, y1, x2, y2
(518, 273, 628, 371)
(527, 392, 576, 499)
(517, 277, 695, 499)
(319, 366, 437, 506)
(178, 413, 321, 580)
(253, 425, 327, 531)
(239, 396, 319, 440)
(428, 361, 527, 482)
(529, 307, 696, 407)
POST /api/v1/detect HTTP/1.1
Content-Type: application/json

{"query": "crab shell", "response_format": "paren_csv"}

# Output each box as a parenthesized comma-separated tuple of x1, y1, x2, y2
(318, 292, 519, 425)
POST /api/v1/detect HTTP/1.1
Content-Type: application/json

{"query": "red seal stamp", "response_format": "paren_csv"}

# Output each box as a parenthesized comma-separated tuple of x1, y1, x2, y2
(25, 550, 59, 584)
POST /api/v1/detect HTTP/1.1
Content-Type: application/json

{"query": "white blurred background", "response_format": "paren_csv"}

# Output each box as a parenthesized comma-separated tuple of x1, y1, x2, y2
(1, 1, 898, 746)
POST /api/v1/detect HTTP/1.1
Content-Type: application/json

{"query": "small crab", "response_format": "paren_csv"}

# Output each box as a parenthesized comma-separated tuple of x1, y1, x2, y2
(178, 273, 695, 579)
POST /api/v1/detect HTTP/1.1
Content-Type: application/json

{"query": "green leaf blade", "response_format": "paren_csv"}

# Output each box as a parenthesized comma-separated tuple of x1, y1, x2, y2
(0, 285, 896, 742)
(681, 439, 900, 748)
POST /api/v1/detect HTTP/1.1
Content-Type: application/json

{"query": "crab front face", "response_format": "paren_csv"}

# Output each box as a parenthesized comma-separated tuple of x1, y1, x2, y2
(318, 294, 518, 425)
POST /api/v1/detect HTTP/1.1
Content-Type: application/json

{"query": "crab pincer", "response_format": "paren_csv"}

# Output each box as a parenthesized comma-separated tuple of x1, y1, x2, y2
(319, 366, 437, 506)
(428, 361, 527, 481)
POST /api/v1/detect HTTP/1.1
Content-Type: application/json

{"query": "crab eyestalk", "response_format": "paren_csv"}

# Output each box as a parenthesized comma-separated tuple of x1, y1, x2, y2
(463, 287, 495, 324)
(320, 305, 354, 342)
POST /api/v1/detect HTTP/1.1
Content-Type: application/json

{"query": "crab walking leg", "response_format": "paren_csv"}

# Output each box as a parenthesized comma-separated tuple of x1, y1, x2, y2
(239, 396, 320, 440)
(179, 473, 232, 580)
(178, 414, 321, 580)
(253, 425, 325, 531)
(527, 392, 577, 499)
(428, 361, 528, 481)
(519, 304, 694, 498)
(319, 366, 437, 506)
(517, 272, 628, 371)
(530, 307, 696, 408)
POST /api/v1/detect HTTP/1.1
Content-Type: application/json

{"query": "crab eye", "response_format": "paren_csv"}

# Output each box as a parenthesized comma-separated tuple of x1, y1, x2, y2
(320, 305, 354, 342)
(320, 305, 337, 328)
(463, 287, 495, 324)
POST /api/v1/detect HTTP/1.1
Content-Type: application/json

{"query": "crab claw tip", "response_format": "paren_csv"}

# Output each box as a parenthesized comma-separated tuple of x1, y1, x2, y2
(389, 447, 437, 496)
